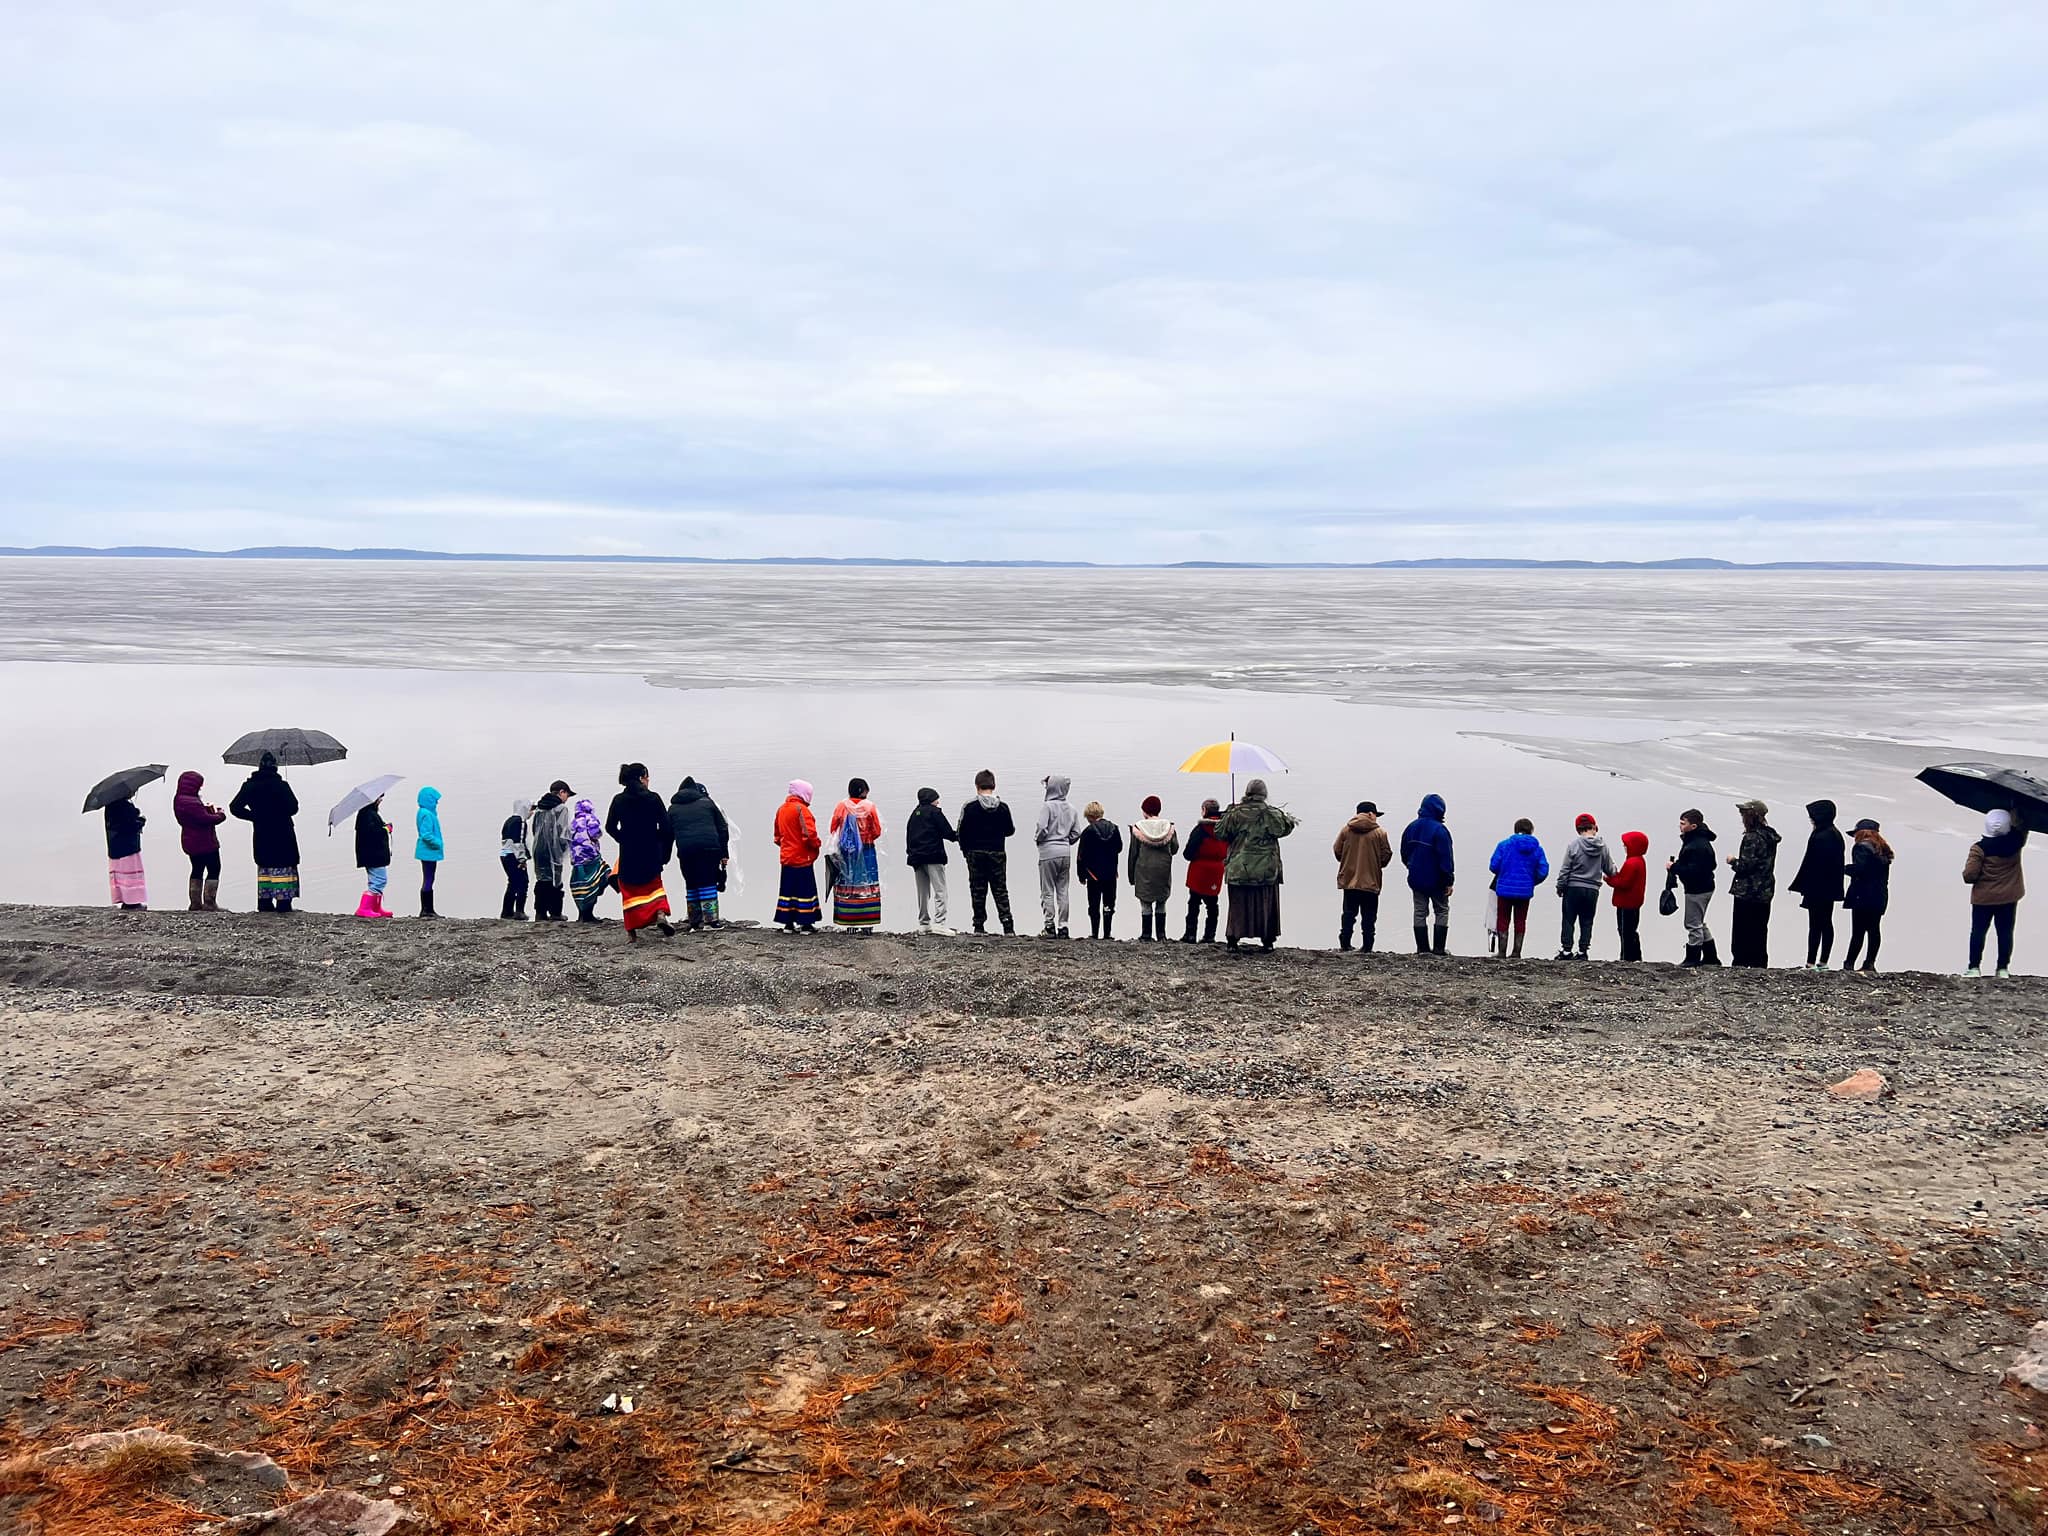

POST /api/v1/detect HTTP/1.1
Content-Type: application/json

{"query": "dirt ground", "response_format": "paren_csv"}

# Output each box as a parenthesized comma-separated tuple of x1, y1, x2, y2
(0, 904, 2043, 1534)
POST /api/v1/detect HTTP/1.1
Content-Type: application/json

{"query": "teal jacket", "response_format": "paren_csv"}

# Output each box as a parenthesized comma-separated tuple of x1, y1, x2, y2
(415, 786, 445, 862)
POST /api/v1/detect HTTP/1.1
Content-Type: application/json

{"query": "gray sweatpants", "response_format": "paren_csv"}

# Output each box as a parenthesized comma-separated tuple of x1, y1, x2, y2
(913, 864, 949, 926)
(1412, 889, 1450, 927)
(1039, 856, 1072, 931)
(1684, 889, 1714, 947)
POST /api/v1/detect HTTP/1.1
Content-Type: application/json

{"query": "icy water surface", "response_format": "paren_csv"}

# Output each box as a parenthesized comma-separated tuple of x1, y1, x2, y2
(2, 558, 2045, 971)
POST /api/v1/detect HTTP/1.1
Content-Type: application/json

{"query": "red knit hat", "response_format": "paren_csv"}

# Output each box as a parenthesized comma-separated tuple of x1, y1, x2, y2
(1575, 812, 1597, 831)
(1141, 795, 1162, 816)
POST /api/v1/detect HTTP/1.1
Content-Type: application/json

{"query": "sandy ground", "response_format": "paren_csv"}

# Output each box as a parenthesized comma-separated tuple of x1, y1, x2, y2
(0, 904, 2043, 1534)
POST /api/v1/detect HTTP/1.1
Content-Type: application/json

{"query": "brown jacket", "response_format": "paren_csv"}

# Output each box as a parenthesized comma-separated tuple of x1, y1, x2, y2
(1963, 841, 2026, 905)
(1333, 813, 1393, 892)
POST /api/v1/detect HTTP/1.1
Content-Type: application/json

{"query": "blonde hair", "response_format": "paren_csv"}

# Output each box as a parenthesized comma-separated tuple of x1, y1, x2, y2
(1083, 801, 1104, 820)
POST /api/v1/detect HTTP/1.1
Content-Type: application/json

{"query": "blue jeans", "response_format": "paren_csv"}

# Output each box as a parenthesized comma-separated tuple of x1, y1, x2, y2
(366, 865, 388, 894)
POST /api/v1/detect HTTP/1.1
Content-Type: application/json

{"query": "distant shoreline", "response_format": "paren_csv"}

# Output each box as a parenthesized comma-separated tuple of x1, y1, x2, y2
(3, 545, 2043, 572)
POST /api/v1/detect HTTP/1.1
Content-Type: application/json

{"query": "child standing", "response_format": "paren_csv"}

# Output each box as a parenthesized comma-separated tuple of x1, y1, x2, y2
(1605, 830, 1648, 960)
(906, 787, 958, 934)
(1487, 818, 1548, 959)
(1035, 774, 1081, 938)
(355, 797, 394, 918)
(415, 786, 445, 919)
(569, 796, 617, 922)
(1181, 799, 1226, 944)
(957, 770, 1017, 936)
(1127, 796, 1180, 941)
(500, 799, 532, 920)
(1077, 801, 1123, 939)
(1553, 813, 1614, 960)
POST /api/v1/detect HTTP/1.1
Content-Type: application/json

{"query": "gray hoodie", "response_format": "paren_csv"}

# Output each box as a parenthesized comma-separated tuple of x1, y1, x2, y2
(1555, 831, 1616, 891)
(1035, 775, 1081, 861)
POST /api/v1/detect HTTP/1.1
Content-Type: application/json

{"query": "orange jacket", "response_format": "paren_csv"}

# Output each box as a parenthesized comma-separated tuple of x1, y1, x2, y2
(775, 796, 821, 867)
(829, 798, 883, 846)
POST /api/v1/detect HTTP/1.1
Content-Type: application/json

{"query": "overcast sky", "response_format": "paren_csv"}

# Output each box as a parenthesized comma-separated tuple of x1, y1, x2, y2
(3, 2, 2045, 562)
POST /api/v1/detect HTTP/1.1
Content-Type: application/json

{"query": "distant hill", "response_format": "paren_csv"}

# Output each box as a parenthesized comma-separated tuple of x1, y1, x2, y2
(1, 545, 2042, 572)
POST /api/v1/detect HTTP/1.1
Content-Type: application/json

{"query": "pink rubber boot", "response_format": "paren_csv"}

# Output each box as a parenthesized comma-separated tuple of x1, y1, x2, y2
(356, 891, 391, 919)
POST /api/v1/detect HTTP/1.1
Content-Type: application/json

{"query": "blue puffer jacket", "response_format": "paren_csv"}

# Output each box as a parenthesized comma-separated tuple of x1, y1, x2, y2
(415, 786, 445, 862)
(1489, 833, 1550, 901)
(1401, 794, 1455, 893)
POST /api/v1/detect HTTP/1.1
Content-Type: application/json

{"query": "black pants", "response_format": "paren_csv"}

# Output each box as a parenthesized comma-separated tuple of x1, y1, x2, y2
(1969, 903, 2016, 970)
(965, 850, 1013, 932)
(1182, 891, 1218, 941)
(187, 850, 221, 881)
(1616, 906, 1642, 961)
(1084, 879, 1116, 934)
(1804, 905, 1836, 966)
(1729, 898, 1771, 967)
(1559, 886, 1598, 954)
(501, 856, 529, 917)
(1843, 908, 1882, 969)
(1340, 889, 1379, 950)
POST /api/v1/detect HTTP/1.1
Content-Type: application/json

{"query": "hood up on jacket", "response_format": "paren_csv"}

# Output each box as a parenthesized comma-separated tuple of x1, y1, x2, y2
(671, 777, 706, 807)
(418, 786, 442, 811)
(177, 770, 204, 796)
(1043, 775, 1071, 801)
(1417, 793, 1446, 821)
(1805, 799, 1837, 826)
(1620, 830, 1649, 858)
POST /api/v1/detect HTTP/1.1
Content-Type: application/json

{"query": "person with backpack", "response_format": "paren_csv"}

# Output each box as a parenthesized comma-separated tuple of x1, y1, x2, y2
(1725, 799, 1780, 967)
(1400, 794, 1455, 956)
(1332, 801, 1392, 952)
(1666, 808, 1721, 967)
(1180, 798, 1227, 944)
(1841, 817, 1893, 971)
(1964, 808, 2026, 978)
(829, 778, 884, 932)
(905, 786, 958, 934)
(1487, 818, 1548, 960)
(1787, 800, 1846, 970)
(957, 769, 1016, 936)
(1553, 813, 1614, 960)
(1605, 830, 1648, 961)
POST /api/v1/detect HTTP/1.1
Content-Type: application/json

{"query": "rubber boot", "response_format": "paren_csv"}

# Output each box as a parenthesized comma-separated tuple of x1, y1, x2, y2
(685, 896, 704, 932)
(1681, 943, 1701, 968)
(1202, 906, 1218, 944)
(188, 878, 204, 912)
(1100, 908, 1111, 940)
(1511, 929, 1524, 959)
(1414, 925, 1430, 955)
(277, 898, 293, 914)
(1699, 940, 1723, 967)
(258, 896, 275, 914)
(1140, 912, 1152, 942)
(355, 892, 380, 918)
(420, 889, 438, 919)
(1181, 907, 1198, 943)
(704, 896, 722, 930)
(1432, 925, 1448, 956)
(202, 880, 219, 911)
(366, 890, 392, 919)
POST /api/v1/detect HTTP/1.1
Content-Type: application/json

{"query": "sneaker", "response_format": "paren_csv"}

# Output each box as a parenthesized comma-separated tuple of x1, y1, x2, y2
(930, 924, 955, 937)
(1554, 949, 1574, 962)
(1058, 927, 1071, 939)
(1964, 967, 1981, 977)
(1996, 967, 2011, 978)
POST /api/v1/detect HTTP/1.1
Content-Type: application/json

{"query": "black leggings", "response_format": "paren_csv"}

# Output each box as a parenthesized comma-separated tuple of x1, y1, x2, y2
(1843, 909, 1882, 969)
(187, 850, 221, 881)
(1805, 905, 1835, 966)
(1086, 880, 1115, 930)
(1969, 903, 2016, 971)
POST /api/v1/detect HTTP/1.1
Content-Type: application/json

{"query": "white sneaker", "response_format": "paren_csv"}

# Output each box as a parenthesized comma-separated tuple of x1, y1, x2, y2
(930, 924, 956, 937)
(1996, 967, 2011, 978)
(1964, 967, 1981, 978)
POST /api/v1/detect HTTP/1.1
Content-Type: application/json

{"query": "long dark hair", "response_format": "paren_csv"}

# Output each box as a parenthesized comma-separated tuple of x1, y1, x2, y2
(618, 762, 648, 788)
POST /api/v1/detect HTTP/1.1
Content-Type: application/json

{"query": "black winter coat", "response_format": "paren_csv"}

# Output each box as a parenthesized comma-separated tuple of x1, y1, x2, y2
(957, 798, 1015, 854)
(1669, 825, 1718, 895)
(103, 800, 145, 860)
(905, 803, 957, 867)
(355, 805, 392, 870)
(1844, 840, 1892, 913)
(229, 766, 301, 868)
(607, 784, 673, 885)
(1788, 822, 1847, 909)
(667, 786, 730, 862)
(1077, 820, 1123, 886)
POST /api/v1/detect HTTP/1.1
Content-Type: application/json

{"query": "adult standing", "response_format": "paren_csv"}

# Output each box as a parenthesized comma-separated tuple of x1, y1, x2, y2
(773, 780, 823, 933)
(606, 762, 675, 941)
(1725, 800, 1780, 968)
(1034, 774, 1081, 938)
(1180, 798, 1227, 945)
(173, 770, 225, 911)
(1964, 809, 2026, 978)
(1841, 818, 1894, 971)
(1218, 778, 1298, 952)
(957, 770, 1017, 937)
(1666, 808, 1720, 966)
(103, 797, 148, 910)
(229, 752, 301, 914)
(1332, 801, 1392, 952)
(530, 780, 574, 922)
(828, 778, 884, 932)
(1787, 800, 1846, 970)
(668, 776, 731, 930)
(1400, 794, 1455, 956)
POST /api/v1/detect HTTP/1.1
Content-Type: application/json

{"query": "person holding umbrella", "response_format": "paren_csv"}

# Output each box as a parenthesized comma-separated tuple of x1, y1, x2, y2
(229, 752, 302, 913)
(355, 795, 394, 918)
(173, 771, 227, 911)
(1963, 810, 2025, 977)
(102, 795, 149, 910)
(1218, 778, 1298, 951)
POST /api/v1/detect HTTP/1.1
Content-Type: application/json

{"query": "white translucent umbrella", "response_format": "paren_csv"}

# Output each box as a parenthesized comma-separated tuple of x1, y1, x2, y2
(1177, 735, 1290, 800)
(329, 774, 404, 832)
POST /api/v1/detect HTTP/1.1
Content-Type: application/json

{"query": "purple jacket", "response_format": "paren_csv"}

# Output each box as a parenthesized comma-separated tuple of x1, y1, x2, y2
(173, 770, 225, 856)
(570, 799, 605, 865)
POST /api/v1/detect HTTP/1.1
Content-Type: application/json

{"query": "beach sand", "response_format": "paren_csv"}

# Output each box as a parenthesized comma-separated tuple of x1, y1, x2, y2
(1, 905, 2042, 1531)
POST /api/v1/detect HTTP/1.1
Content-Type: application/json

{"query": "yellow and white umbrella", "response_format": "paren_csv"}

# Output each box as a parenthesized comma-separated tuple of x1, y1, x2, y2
(1177, 736, 1289, 800)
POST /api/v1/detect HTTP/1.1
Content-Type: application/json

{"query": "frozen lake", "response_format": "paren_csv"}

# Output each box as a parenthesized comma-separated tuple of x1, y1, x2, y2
(3, 558, 2044, 971)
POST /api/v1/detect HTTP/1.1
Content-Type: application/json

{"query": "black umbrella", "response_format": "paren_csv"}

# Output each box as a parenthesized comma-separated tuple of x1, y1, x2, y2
(81, 763, 168, 813)
(222, 728, 349, 768)
(1916, 761, 2048, 832)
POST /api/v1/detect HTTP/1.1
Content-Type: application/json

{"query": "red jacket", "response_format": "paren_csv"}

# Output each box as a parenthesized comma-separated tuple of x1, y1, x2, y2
(774, 797, 821, 867)
(1605, 831, 1649, 909)
(1185, 816, 1227, 897)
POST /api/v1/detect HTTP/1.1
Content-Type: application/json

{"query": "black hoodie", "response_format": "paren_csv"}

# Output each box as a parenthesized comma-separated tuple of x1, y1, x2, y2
(1669, 823, 1719, 894)
(1077, 818, 1123, 886)
(1787, 799, 1846, 908)
(905, 791, 958, 867)
(355, 804, 392, 870)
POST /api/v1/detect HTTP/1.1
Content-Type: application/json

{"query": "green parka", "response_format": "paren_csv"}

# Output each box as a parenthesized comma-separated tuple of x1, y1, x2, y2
(1218, 782, 1298, 887)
